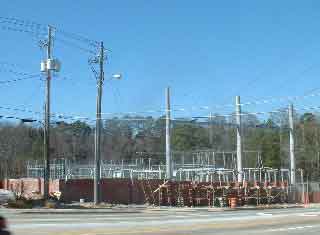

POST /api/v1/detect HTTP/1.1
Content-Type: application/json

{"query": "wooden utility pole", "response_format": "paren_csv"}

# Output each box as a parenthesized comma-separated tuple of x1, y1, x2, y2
(94, 41, 104, 204)
(43, 25, 52, 199)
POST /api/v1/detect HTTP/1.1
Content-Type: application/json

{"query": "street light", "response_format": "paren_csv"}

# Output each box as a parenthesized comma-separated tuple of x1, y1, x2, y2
(111, 73, 122, 80)
(104, 74, 122, 81)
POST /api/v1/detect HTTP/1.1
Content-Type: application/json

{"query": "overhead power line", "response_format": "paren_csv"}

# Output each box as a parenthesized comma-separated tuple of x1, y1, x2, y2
(0, 25, 44, 38)
(0, 103, 280, 123)
(0, 74, 41, 85)
(0, 105, 96, 123)
(54, 37, 97, 55)
(0, 67, 38, 76)
(0, 61, 24, 68)
(0, 65, 75, 85)
(53, 27, 99, 48)
(0, 16, 99, 54)
(3, 103, 320, 127)
(172, 88, 320, 114)
(0, 16, 46, 30)
(295, 105, 320, 113)
(0, 114, 39, 123)
(240, 90, 320, 107)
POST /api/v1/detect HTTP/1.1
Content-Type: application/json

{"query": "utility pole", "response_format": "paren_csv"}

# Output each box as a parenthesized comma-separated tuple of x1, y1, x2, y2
(289, 103, 296, 184)
(300, 169, 304, 203)
(236, 96, 243, 182)
(209, 112, 213, 147)
(94, 41, 104, 204)
(43, 25, 52, 199)
(165, 87, 172, 180)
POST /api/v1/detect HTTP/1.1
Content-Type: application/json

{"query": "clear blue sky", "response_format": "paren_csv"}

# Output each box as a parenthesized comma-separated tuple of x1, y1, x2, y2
(1, 0, 320, 121)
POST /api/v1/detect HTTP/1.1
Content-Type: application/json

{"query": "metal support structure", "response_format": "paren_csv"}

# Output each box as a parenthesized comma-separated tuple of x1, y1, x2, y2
(289, 104, 296, 184)
(236, 96, 243, 182)
(94, 41, 104, 204)
(165, 87, 172, 179)
(43, 26, 52, 199)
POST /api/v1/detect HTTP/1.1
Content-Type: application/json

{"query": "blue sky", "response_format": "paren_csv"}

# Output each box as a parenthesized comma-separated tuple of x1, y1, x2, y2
(1, 0, 320, 121)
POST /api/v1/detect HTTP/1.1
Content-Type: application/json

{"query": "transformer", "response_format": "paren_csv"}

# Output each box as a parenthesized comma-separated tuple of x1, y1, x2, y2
(40, 59, 61, 72)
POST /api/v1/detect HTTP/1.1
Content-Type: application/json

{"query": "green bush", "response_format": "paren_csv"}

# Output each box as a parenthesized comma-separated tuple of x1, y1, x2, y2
(7, 199, 32, 209)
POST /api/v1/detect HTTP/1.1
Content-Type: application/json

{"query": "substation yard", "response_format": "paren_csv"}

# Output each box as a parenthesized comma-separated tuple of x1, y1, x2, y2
(142, 180, 291, 207)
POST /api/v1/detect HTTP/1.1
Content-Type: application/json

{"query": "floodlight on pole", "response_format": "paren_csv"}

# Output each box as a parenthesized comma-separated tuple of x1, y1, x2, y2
(111, 74, 122, 80)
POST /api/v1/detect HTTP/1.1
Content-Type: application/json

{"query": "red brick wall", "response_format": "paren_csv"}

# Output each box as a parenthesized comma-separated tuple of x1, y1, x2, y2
(50, 179, 60, 193)
(20, 178, 43, 194)
(3, 178, 320, 204)
(5, 179, 22, 193)
(58, 179, 93, 202)
(58, 179, 164, 204)
(101, 179, 131, 204)
(310, 192, 320, 202)
(1, 178, 59, 196)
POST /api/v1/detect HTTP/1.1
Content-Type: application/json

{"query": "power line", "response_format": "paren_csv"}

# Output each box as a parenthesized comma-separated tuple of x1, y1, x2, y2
(5, 103, 320, 128)
(0, 65, 75, 85)
(0, 25, 44, 38)
(0, 16, 98, 47)
(0, 61, 24, 68)
(241, 90, 320, 107)
(172, 88, 320, 114)
(54, 37, 97, 55)
(0, 67, 38, 76)
(0, 113, 116, 136)
(0, 74, 41, 85)
(295, 105, 320, 113)
(54, 27, 99, 48)
(0, 16, 46, 30)
(0, 16, 99, 53)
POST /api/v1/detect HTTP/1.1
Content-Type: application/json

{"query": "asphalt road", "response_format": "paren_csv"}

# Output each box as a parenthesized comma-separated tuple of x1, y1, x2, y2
(1, 207, 320, 235)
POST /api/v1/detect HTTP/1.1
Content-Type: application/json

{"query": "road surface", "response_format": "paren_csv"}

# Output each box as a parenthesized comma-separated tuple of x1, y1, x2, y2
(1, 207, 320, 234)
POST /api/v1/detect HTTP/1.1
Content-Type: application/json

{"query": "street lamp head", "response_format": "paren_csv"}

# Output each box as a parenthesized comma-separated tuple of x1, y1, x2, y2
(112, 73, 122, 80)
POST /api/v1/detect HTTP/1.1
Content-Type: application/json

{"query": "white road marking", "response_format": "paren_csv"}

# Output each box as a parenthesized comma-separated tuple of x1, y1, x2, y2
(181, 213, 212, 218)
(299, 213, 319, 217)
(256, 212, 272, 216)
(269, 225, 314, 232)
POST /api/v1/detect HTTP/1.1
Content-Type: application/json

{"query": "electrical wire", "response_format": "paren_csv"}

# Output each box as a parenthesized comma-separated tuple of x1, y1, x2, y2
(0, 16, 99, 54)
(241, 90, 320, 107)
(0, 66, 76, 85)
(172, 88, 320, 114)
(0, 25, 44, 38)
(54, 37, 97, 55)
(0, 61, 25, 68)
(0, 16, 46, 31)
(54, 27, 99, 48)
(0, 17, 98, 48)
(0, 74, 42, 85)
(295, 105, 320, 113)
(6, 103, 320, 129)
(0, 67, 38, 76)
